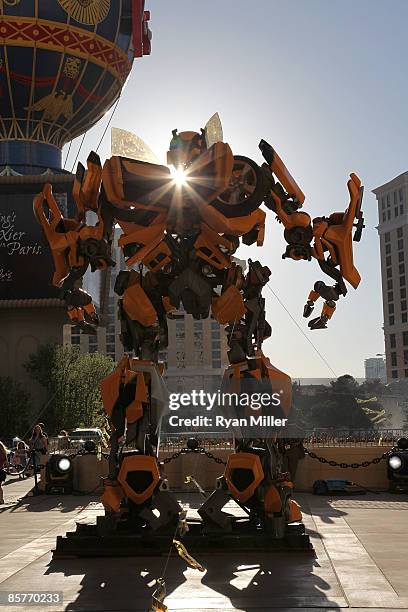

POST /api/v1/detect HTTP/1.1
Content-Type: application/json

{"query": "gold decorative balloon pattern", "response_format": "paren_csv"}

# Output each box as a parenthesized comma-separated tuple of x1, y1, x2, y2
(57, 0, 111, 25)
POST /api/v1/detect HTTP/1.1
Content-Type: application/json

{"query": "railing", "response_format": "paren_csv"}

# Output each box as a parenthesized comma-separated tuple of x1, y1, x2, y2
(160, 429, 408, 452)
(4, 429, 407, 457)
(304, 428, 407, 447)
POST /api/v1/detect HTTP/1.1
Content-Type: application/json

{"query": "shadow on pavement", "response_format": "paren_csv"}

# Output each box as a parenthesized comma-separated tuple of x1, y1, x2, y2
(201, 552, 341, 611)
(8, 493, 100, 514)
(46, 555, 188, 612)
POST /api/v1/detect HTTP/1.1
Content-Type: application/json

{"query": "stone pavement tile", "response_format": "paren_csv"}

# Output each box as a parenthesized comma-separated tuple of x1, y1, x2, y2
(0, 512, 96, 584)
(2, 492, 408, 611)
(341, 509, 408, 598)
(346, 591, 408, 609)
(0, 547, 345, 611)
(304, 494, 408, 609)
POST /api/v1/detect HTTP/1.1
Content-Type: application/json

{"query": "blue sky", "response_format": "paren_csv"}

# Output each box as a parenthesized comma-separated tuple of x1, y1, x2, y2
(64, 0, 408, 378)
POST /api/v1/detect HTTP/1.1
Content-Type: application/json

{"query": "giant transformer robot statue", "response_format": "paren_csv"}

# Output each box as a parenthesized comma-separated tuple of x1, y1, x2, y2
(34, 114, 364, 552)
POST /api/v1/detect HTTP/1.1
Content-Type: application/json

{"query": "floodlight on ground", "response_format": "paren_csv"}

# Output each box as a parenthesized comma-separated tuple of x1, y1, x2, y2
(57, 457, 72, 473)
(388, 455, 403, 471)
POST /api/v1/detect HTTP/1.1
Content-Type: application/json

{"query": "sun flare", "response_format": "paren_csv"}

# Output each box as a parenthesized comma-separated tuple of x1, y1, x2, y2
(170, 167, 188, 186)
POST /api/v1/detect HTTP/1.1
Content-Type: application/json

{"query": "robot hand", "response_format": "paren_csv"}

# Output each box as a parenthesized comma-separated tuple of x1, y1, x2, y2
(64, 288, 99, 334)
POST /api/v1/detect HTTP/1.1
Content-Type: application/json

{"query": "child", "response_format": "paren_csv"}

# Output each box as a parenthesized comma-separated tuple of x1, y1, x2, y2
(12, 441, 28, 477)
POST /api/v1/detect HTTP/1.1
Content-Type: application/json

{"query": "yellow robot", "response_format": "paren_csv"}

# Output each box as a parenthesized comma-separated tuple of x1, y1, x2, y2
(34, 113, 364, 548)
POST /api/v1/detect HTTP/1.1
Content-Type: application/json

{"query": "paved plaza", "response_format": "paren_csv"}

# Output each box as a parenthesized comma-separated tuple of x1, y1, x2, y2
(1, 476, 408, 611)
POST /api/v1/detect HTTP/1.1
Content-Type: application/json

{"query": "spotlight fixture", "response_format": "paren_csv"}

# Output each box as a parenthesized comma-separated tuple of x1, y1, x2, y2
(387, 438, 408, 493)
(45, 454, 74, 494)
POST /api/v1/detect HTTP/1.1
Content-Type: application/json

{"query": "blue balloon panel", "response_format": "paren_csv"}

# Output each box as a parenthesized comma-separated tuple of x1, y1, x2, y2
(0, 0, 135, 171)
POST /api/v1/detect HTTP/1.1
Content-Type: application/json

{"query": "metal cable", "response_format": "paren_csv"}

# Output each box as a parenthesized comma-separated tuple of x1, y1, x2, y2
(70, 132, 87, 174)
(95, 97, 120, 153)
(266, 282, 338, 378)
(63, 140, 73, 170)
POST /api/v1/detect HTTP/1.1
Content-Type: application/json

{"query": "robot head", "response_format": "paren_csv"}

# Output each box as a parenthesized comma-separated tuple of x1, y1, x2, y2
(167, 129, 207, 169)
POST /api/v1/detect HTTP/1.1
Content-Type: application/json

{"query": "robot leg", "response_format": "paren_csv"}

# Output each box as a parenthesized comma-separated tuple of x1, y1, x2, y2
(200, 263, 302, 536)
(99, 353, 181, 534)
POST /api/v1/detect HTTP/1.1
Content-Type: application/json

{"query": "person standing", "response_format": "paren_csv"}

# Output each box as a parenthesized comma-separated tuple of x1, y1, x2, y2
(29, 425, 47, 468)
(0, 441, 8, 505)
(38, 423, 49, 450)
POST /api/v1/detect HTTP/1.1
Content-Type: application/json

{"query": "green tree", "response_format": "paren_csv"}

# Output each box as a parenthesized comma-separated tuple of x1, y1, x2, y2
(294, 375, 374, 430)
(24, 344, 114, 434)
(0, 376, 31, 438)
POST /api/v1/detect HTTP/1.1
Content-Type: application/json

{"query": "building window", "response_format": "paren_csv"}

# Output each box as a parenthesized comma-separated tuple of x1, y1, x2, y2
(402, 300, 407, 311)
(71, 336, 80, 345)
(391, 352, 397, 367)
(398, 227, 403, 238)
(390, 333, 396, 348)
(387, 210, 391, 220)
(395, 207, 399, 217)
(394, 191, 398, 204)
(389, 304, 394, 314)
(387, 280, 393, 290)
(212, 360, 221, 368)
(403, 331, 408, 345)
(386, 255, 392, 266)
(399, 251, 404, 262)
(389, 316, 395, 325)
(405, 369, 408, 377)
(400, 189, 404, 201)
(400, 264, 406, 274)
(404, 350, 408, 365)
(401, 288, 407, 299)
(388, 291, 393, 302)
(387, 268, 392, 278)
(385, 232, 390, 243)
(387, 194, 390, 206)
(392, 370, 398, 379)
(398, 239, 404, 250)
(400, 276, 406, 286)
(403, 313, 408, 323)
(401, 204, 404, 214)
(211, 331, 220, 339)
(386, 243, 391, 254)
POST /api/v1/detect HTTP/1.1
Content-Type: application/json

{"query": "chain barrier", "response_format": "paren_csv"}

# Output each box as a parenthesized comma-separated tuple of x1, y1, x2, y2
(162, 447, 227, 466)
(163, 447, 393, 470)
(304, 448, 391, 469)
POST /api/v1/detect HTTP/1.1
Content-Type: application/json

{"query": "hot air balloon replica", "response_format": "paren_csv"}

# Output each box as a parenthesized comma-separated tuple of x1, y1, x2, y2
(0, 1, 151, 379)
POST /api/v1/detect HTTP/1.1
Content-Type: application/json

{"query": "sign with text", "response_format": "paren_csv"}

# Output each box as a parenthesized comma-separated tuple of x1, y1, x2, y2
(0, 193, 61, 300)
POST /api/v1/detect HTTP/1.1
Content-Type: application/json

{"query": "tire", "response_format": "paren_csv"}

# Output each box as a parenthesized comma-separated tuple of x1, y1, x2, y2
(211, 155, 265, 218)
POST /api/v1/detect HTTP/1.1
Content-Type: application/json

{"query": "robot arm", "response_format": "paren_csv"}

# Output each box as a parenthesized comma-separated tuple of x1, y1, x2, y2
(34, 152, 114, 332)
(259, 140, 364, 329)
